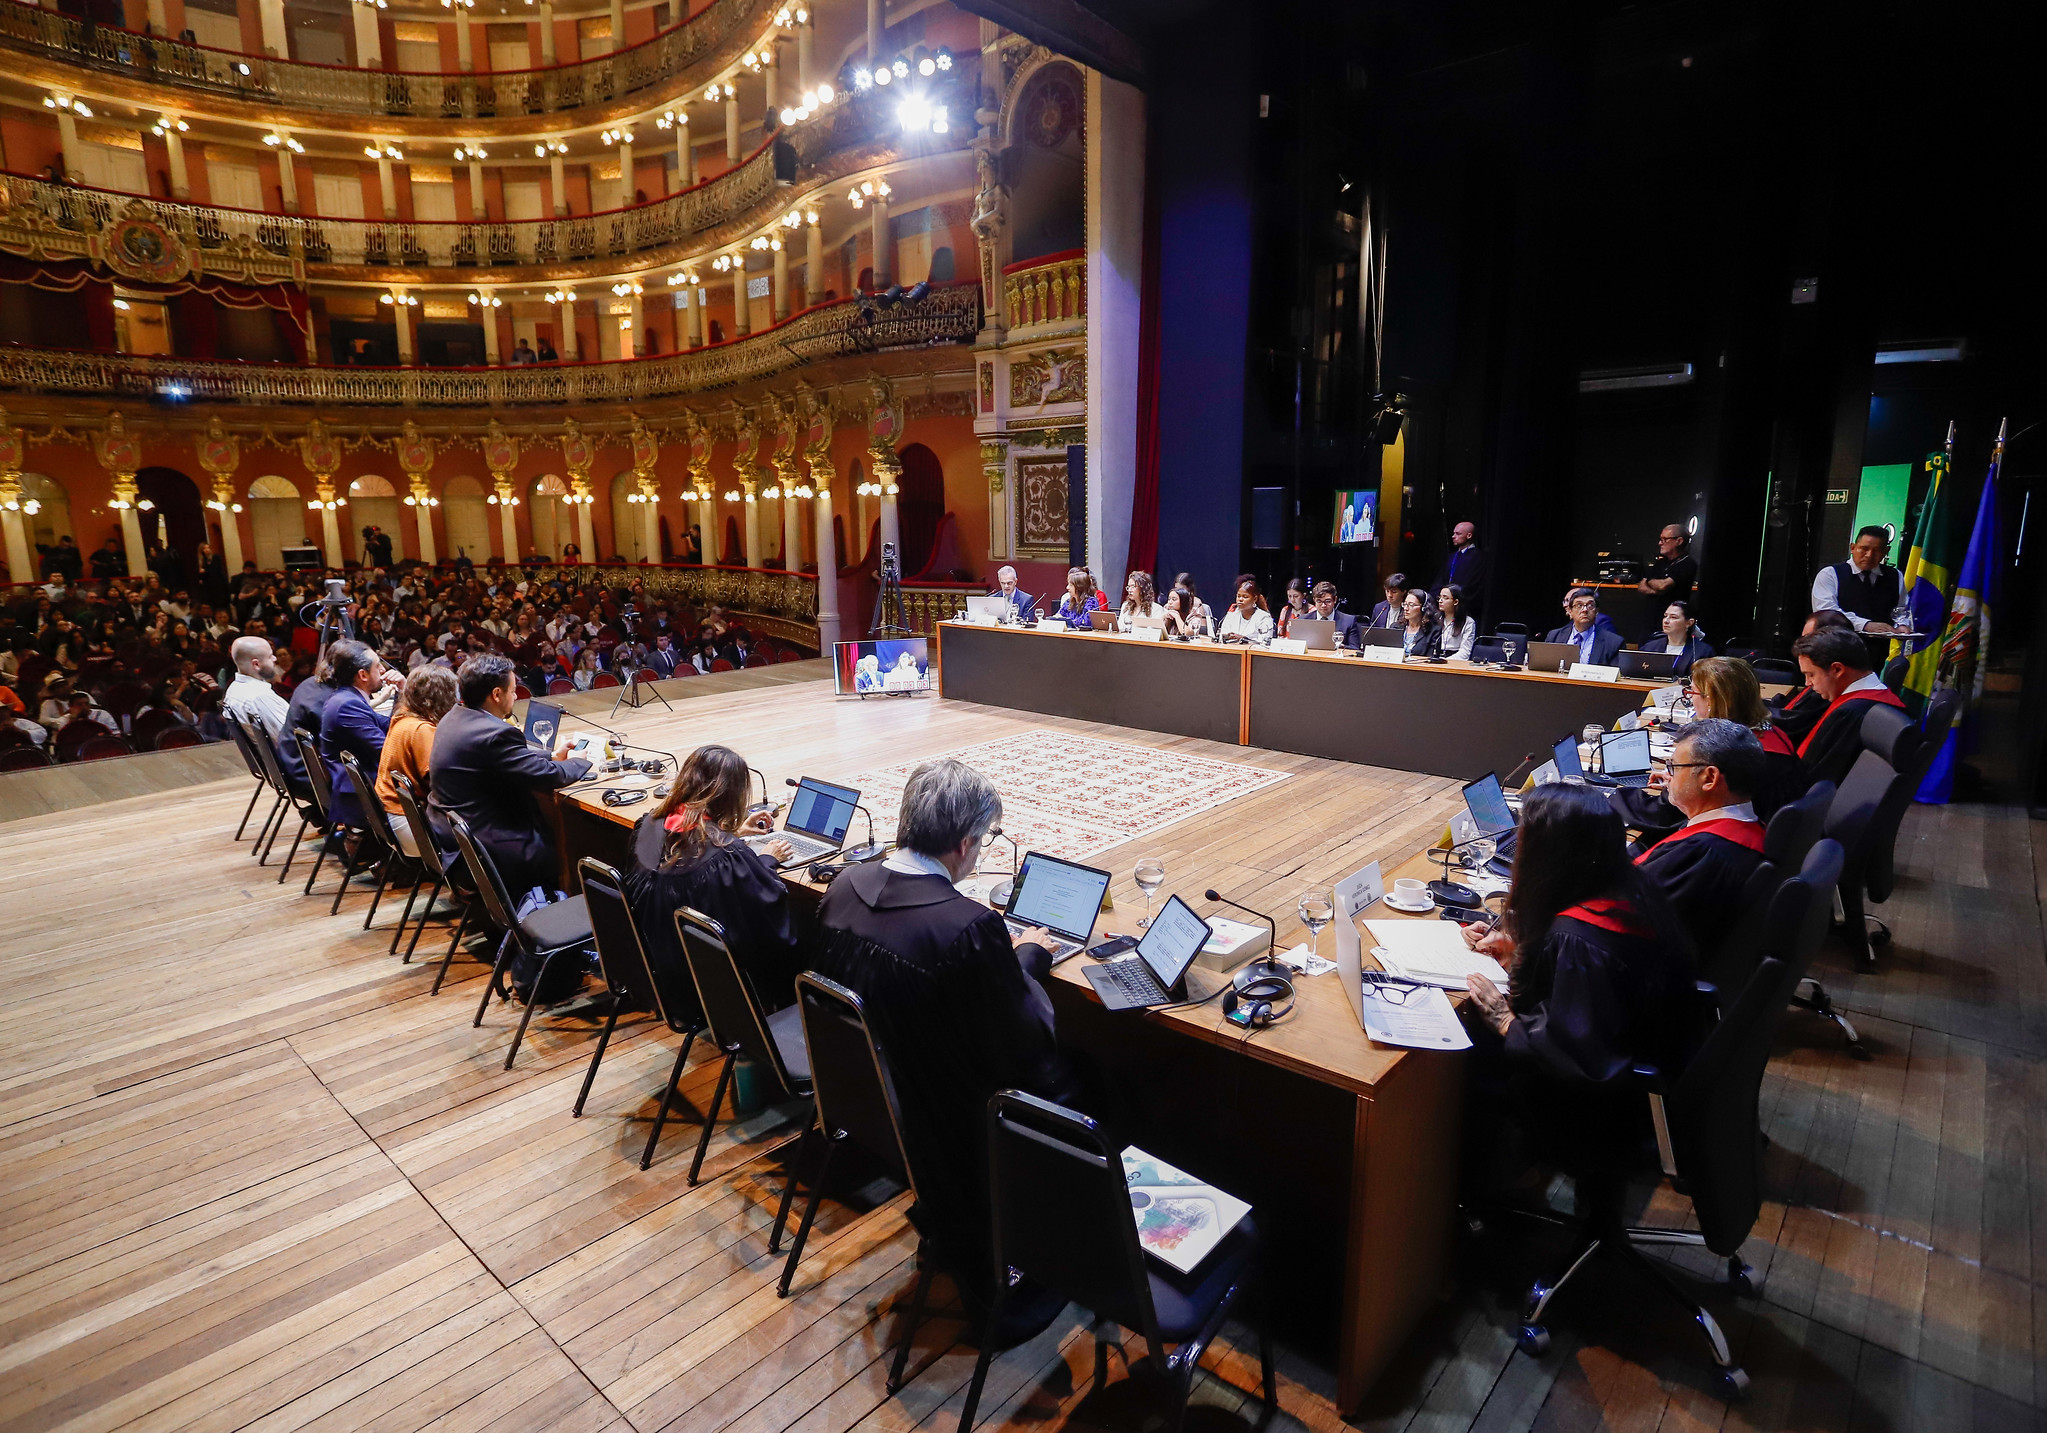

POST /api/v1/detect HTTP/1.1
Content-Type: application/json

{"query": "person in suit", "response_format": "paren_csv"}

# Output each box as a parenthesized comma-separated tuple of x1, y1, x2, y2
(319, 639, 394, 826)
(1639, 600, 1713, 675)
(1632, 719, 1768, 961)
(1545, 587, 1624, 667)
(1367, 573, 1411, 629)
(646, 632, 682, 678)
(1433, 522, 1490, 626)
(428, 653, 594, 896)
(1767, 608, 1854, 743)
(1791, 626, 1905, 790)
(813, 757, 1070, 1336)
(990, 565, 1038, 625)
(277, 643, 340, 789)
(1307, 580, 1360, 648)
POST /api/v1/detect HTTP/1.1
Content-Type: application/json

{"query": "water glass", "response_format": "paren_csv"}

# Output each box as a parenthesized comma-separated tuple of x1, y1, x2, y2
(1298, 894, 1334, 964)
(1134, 856, 1166, 927)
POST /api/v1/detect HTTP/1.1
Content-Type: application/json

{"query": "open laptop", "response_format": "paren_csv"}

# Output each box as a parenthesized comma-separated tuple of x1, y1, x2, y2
(1084, 894, 1214, 1010)
(523, 699, 564, 750)
(1552, 732, 1588, 782)
(1087, 610, 1117, 632)
(1461, 771, 1518, 874)
(745, 775, 860, 866)
(1292, 617, 1337, 651)
(1524, 640, 1581, 673)
(1594, 728, 1654, 788)
(1362, 628, 1405, 649)
(964, 594, 1007, 620)
(1002, 852, 1113, 960)
(1617, 648, 1679, 679)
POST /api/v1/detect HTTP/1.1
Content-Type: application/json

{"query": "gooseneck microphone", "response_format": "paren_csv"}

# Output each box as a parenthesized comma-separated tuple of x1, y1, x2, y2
(785, 777, 886, 862)
(987, 825, 1024, 906)
(1204, 888, 1288, 981)
(749, 765, 771, 814)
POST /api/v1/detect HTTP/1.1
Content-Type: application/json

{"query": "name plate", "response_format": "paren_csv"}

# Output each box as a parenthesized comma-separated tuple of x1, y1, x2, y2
(1650, 682, 1685, 708)
(958, 611, 1000, 627)
(1568, 662, 1622, 683)
(1361, 645, 1407, 664)
(1034, 618, 1065, 631)
(1268, 638, 1307, 655)
(1124, 626, 1164, 642)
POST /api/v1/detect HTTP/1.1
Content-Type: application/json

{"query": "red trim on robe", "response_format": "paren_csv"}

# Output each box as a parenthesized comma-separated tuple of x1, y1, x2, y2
(1555, 896, 1653, 937)
(1796, 686, 1907, 757)
(1635, 818, 1766, 864)
(1756, 723, 1797, 757)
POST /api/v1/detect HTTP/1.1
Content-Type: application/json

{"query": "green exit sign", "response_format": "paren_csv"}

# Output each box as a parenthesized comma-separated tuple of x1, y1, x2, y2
(1826, 488, 1852, 504)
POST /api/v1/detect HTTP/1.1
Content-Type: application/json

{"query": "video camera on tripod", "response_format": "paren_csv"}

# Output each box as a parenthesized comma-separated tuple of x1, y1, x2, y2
(300, 577, 355, 648)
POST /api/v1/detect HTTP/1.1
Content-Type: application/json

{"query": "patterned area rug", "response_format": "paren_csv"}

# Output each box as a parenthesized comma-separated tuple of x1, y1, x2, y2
(844, 731, 1291, 864)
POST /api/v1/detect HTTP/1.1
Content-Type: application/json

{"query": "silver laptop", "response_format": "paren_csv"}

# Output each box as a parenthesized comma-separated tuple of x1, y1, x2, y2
(1292, 617, 1337, 651)
(1525, 640, 1581, 673)
(965, 594, 1007, 620)
(745, 775, 859, 866)
(1002, 851, 1112, 961)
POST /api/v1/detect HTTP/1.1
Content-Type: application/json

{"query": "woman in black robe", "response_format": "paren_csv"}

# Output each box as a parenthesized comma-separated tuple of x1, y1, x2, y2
(623, 744, 806, 1022)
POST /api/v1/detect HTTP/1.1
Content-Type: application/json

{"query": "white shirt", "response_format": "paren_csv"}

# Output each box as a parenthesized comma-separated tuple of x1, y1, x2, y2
(1218, 606, 1275, 645)
(1840, 671, 1889, 700)
(1685, 801, 1757, 827)
(1442, 616, 1477, 661)
(225, 671, 291, 739)
(1810, 559, 1893, 631)
(883, 848, 955, 880)
(1115, 601, 1165, 633)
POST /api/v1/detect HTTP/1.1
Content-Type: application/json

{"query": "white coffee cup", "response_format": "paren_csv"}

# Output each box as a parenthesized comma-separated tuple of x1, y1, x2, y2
(1393, 877, 1429, 906)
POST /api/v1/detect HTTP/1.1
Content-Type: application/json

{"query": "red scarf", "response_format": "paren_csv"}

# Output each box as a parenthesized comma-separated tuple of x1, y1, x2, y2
(1756, 723, 1797, 757)
(1556, 896, 1653, 937)
(1795, 684, 1905, 757)
(1635, 817, 1766, 865)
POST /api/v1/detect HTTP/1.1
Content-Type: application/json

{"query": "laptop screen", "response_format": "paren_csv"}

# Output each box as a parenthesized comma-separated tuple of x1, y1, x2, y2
(1462, 772, 1517, 836)
(1137, 894, 1212, 989)
(523, 700, 564, 749)
(787, 777, 859, 843)
(1601, 728, 1652, 776)
(965, 594, 1006, 617)
(1552, 734, 1584, 779)
(1007, 853, 1112, 941)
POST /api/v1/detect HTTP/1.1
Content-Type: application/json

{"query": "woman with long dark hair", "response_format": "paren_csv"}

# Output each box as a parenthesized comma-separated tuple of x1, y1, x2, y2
(623, 744, 806, 1016)
(1115, 570, 1163, 632)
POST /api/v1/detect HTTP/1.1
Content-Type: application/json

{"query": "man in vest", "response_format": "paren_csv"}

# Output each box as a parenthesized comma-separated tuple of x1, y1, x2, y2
(1636, 718, 1768, 958)
(1811, 525, 1903, 636)
(1791, 626, 1906, 789)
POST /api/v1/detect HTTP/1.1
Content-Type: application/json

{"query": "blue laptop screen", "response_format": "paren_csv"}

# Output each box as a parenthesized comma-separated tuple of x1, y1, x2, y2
(1552, 735, 1584, 779)
(787, 778, 858, 843)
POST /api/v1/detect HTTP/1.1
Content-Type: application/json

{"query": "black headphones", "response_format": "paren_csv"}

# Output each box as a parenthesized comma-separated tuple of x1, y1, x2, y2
(1222, 968, 1295, 1029)
(601, 788, 647, 807)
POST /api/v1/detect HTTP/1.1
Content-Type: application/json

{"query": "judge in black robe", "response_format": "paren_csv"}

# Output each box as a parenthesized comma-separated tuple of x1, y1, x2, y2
(1792, 628, 1908, 791)
(1768, 680, 1825, 745)
(624, 813, 805, 1022)
(1633, 720, 1770, 969)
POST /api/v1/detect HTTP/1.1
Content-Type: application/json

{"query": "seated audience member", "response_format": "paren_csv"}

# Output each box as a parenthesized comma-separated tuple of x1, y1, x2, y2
(1218, 577, 1276, 645)
(570, 647, 604, 691)
(223, 635, 290, 740)
(1306, 580, 1360, 648)
(1368, 573, 1410, 629)
(1791, 626, 1905, 789)
(814, 758, 1071, 1322)
(1171, 573, 1214, 633)
(1273, 578, 1311, 638)
(277, 643, 339, 787)
(1436, 584, 1477, 660)
(1640, 600, 1713, 674)
(1052, 568, 1101, 629)
(1161, 586, 1209, 640)
(1768, 608, 1854, 743)
(59, 690, 117, 733)
(1633, 719, 1768, 957)
(646, 632, 681, 677)
(624, 744, 805, 1019)
(1115, 570, 1164, 632)
(321, 640, 393, 826)
(990, 565, 1038, 624)
(428, 654, 594, 896)
(1545, 587, 1625, 667)
(1687, 656, 1805, 817)
(376, 665, 457, 852)
(1398, 589, 1442, 656)
(1456, 783, 1694, 1198)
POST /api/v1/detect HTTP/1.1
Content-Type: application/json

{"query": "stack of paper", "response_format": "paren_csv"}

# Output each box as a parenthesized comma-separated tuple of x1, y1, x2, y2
(1364, 920, 1510, 991)
(1357, 983, 1472, 1051)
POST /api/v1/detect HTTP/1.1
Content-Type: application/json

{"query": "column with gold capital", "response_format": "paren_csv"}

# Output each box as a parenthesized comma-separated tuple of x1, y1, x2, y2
(866, 377, 903, 562)
(628, 415, 663, 565)
(94, 412, 148, 578)
(0, 408, 34, 585)
(798, 384, 839, 648)
(559, 419, 598, 561)
(195, 418, 246, 577)
(483, 422, 522, 562)
(295, 419, 347, 569)
(728, 403, 761, 568)
(765, 394, 804, 570)
(397, 421, 438, 564)
(681, 410, 714, 563)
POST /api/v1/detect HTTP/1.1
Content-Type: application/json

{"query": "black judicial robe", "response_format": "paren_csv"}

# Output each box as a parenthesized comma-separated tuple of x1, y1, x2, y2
(1503, 897, 1694, 1088)
(1797, 686, 1907, 790)
(1755, 723, 1809, 815)
(814, 862, 1063, 1298)
(1636, 818, 1767, 963)
(624, 817, 806, 1022)
(1768, 682, 1824, 745)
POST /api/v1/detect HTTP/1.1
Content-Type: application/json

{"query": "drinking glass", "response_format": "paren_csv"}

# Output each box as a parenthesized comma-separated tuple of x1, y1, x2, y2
(1581, 723, 1605, 776)
(1134, 857, 1166, 927)
(1298, 895, 1334, 966)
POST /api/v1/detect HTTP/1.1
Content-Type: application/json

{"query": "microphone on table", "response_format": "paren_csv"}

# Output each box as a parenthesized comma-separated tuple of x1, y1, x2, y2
(987, 825, 1023, 906)
(1204, 888, 1288, 982)
(749, 765, 772, 815)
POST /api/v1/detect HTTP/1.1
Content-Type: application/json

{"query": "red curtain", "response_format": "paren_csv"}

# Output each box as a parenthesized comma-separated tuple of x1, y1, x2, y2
(0, 253, 310, 354)
(174, 289, 218, 358)
(1125, 142, 1164, 578)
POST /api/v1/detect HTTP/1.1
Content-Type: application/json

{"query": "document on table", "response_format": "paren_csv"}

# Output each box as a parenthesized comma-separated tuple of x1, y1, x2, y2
(1365, 920, 1511, 991)
(1358, 983, 1471, 1051)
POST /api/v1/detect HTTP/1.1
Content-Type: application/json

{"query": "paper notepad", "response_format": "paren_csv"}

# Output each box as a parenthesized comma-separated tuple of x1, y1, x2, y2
(1121, 1146, 1252, 1274)
(1358, 983, 1472, 1051)
(1365, 920, 1511, 991)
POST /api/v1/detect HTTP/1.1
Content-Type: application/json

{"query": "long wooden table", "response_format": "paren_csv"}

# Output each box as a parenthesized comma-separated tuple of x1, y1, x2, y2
(542, 676, 1487, 1412)
(935, 620, 1657, 780)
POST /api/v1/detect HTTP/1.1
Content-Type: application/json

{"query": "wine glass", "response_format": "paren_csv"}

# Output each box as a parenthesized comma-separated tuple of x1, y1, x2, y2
(1133, 856, 1166, 928)
(1581, 723, 1605, 776)
(1298, 894, 1334, 967)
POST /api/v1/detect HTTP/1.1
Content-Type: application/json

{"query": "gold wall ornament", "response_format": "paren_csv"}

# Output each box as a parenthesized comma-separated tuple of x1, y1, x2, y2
(0, 406, 24, 480)
(865, 375, 902, 488)
(797, 383, 837, 489)
(396, 419, 436, 479)
(981, 438, 1009, 493)
(559, 417, 597, 480)
(1008, 353, 1050, 407)
(763, 393, 802, 492)
(195, 416, 240, 483)
(728, 402, 761, 491)
(628, 412, 662, 477)
(94, 411, 144, 490)
(481, 420, 521, 481)
(295, 417, 343, 484)
(681, 409, 714, 496)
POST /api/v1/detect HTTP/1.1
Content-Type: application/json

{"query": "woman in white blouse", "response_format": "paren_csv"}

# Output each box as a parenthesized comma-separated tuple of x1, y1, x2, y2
(1115, 570, 1165, 632)
(1436, 584, 1478, 660)
(1218, 578, 1276, 645)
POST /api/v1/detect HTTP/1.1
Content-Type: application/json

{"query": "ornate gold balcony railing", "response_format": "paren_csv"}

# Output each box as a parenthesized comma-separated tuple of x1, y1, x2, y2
(1002, 249, 1084, 330)
(0, 91, 931, 281)
(895, 582, 986, 638)
(0, 281, 979, 405)
(0, 0, 768, 121)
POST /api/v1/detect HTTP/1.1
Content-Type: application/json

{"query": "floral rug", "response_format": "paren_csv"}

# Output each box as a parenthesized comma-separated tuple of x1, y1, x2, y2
(844, 731, 1290, 865)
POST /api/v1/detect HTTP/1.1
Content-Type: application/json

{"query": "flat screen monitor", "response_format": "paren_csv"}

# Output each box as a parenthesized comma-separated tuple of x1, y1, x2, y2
(1332, 490, 1379, 546)
(834, 638, 931, 695)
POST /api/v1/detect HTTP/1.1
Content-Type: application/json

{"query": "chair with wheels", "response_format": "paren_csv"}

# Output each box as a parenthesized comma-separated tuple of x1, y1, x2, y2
(575, 858, 707, 1168)
(1513, 839, 1844, 1401)
(1823, 701, 1934, 970)
(443, 811, 594, 1069)
(954, 1090, 1275, 1433)
(1746, 780, 1859, 1049)
(670, 906, 811, 1183)
(1749, 657, 1798, 685)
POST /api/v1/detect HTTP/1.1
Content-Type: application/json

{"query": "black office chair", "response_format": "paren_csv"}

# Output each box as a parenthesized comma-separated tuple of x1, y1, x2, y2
(1515, 839, 1844, 1401)
(1742, 780, 1858, 1048)
(671, 905, 812, 1184)
(576, 858, 710, 1167)
(1822, 701, 1931, 970)
(774, 972, 924, 1300)
(1748, 657, 1799, 685)
(335, 752, 407, 922)
(222, 713, 272, 846)
(959, 1091, 1275, 1433)
(1495, 621, 1530, 636)
(444, 810, 594, 1069)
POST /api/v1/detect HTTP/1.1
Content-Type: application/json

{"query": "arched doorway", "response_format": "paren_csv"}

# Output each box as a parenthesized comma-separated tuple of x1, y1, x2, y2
(134, 467, 206, 588)
(16, 473, 75, 554)
(246, 474, 307, 572)
(442, 475, 491, 562)
(895, 443, 945, 578)
(347, 475, 403, 564)
(530, 473, 569, 559)
(1007, 64, 1085, 262)
(608, 469, 646, 563)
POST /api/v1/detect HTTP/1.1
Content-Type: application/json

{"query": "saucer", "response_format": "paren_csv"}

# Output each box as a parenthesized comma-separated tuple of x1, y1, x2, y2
(1381, 894, 1436, 914)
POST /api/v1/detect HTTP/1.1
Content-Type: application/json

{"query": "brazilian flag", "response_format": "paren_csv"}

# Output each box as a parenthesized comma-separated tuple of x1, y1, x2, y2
(1896, 447, 1957, 716)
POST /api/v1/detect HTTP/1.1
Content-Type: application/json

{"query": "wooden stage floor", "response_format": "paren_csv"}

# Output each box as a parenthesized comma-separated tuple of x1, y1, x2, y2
(3, 666, 2045, 1433)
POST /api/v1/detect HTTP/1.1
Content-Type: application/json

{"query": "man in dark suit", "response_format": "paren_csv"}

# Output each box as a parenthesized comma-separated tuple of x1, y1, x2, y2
(319, 640, 393, 826)
(1307, 580, 1361, 648)
(1791, 626, 1905, 790)
(428, 653, 593, 895)
(277, 643, 339, 789)
(990, 565, 1038, 624)
(1545, 587, 1624, 667)
(646, 632, 681, 678)
(1433, 521, 1490, 625)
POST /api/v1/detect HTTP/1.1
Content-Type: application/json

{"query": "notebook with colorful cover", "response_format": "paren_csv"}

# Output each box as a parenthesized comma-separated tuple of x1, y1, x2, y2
(1120, 1146, 1252, 1274)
